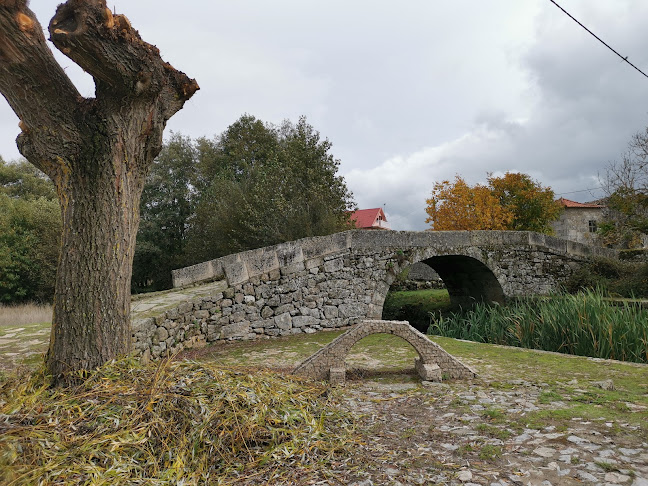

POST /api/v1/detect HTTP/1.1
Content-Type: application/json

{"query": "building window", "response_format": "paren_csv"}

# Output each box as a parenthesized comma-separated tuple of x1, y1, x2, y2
(588, 220, 597, 233)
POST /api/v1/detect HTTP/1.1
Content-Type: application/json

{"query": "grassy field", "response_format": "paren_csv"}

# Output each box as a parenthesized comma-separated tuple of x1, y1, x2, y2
(0, 303, 51, 327)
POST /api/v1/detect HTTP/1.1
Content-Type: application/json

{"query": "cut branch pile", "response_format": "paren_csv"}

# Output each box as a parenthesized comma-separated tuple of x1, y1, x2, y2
(0, 359, 356, 485)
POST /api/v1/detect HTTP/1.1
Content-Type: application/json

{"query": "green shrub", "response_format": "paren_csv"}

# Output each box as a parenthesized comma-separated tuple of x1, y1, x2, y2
(564, 257, 648, 298)
(0, 195, 60, 303)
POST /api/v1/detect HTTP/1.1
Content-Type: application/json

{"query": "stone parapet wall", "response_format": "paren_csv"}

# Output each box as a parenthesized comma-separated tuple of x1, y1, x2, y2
(133, 248, 393, 361)
(172, 230, 617, 289)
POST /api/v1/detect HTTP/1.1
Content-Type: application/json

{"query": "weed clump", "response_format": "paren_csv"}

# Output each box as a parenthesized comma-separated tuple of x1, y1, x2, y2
(0, 358, 355, 485)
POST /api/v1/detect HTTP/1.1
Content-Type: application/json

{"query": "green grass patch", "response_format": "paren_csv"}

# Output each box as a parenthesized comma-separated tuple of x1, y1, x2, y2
(478, 444, 502, 461)
(475, 423, 512, 440)
(185, 331, 421, 373)
(538, 390, 564, 403)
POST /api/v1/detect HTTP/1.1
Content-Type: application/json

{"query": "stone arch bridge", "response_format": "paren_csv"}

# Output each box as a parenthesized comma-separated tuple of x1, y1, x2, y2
(132, 230, 617, 360)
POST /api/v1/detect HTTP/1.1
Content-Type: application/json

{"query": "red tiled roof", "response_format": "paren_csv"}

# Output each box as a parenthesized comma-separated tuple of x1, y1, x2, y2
(557, 197, 605, 209)
(349, 208, 386, 228)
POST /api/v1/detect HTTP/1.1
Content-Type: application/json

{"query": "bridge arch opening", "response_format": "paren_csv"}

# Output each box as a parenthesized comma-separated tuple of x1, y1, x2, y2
(345, 332, 420, 379)
(381, 255, 505, 332)
(421, 255, 505, 308)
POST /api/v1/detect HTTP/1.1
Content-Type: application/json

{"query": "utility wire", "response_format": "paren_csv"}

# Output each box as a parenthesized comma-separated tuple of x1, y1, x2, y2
(548, 0, 648, 80)
(555, 187, 602, 196)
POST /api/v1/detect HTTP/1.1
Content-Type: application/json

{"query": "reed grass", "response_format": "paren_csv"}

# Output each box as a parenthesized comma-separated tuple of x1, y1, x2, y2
(429, 290, 648, 363)
(0, 303, 52, 327)
(0, 358, 356, 485)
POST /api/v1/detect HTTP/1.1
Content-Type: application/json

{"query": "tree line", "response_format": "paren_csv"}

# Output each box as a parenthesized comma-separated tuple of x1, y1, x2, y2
(0, 115, 356, 303)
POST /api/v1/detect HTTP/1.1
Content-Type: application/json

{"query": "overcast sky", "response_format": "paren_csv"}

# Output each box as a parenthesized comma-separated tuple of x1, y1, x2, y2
(2, 1, 648, 230)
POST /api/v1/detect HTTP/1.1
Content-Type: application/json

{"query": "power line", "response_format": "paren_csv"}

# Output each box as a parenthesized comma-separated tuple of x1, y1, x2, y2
(548, 0, 648, 80)
(555, 187, 602, 196)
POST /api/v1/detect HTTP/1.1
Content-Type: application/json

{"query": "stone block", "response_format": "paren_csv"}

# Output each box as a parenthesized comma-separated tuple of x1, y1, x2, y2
(277, 242, 304, 267)
(292, 315, 318, 328)
(153, 326, 169, 344)
(324, 258, 344, 273)
(323, 305, 339, 318)
(221, 321, 250, 339)
(177, 302, 193, 314)
(171, 260, 214, 288)
(280, 261, 305, 276)
(338, 302, 368, 318)
(415, 358, 442, 382)
(131, 318, 155, 333)
(274, 303, 294, 315)
(244, 247, 280, 278)
(274, 312, 292, 330)
(231, 311, 246, 323)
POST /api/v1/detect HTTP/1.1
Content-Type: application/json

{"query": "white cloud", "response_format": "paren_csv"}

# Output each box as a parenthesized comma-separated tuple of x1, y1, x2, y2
(2, 0, 648, 236)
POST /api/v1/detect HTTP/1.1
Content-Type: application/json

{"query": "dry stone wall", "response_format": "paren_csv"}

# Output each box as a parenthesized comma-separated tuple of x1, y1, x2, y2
(132, 230, 619, 361)
(132, 246, 394, 361)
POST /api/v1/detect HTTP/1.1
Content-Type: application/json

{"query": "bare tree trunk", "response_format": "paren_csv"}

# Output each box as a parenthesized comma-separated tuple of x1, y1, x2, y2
(0, 0, 198, 381)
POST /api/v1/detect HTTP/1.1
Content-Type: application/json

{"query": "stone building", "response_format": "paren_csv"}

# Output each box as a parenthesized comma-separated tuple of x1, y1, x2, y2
(551, 198, 605, 245)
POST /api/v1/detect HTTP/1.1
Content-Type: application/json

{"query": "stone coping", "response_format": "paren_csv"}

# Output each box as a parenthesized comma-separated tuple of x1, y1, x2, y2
(172, 230, 619, 288)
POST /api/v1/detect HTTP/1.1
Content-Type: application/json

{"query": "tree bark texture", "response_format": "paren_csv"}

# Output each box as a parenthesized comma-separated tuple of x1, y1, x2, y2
(0, 0, 198, 380)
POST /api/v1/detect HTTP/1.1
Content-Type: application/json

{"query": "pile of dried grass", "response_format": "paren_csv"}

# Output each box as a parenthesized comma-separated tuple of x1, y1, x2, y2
(0, 359, 356, 485)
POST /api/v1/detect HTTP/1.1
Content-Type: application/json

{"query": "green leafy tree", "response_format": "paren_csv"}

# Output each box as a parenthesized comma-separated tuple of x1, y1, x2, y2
(0, 157, 57, 200)
(187, 115, 355, 261)
(133, 133, 198, 291)
(0, 159, 60, 302)
(488, 172, 562, 233)
(0, 194, 60, 303)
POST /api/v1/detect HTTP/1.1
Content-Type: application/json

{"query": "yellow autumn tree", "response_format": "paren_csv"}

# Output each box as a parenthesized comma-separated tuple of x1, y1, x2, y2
(425, 176, 514, 230)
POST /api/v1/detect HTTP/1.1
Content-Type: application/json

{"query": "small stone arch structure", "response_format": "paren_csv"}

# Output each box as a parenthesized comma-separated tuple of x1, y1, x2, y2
(292, 320, 476, 385)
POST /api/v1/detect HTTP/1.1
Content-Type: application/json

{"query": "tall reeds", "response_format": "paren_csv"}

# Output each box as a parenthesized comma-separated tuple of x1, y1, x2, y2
(429, 290, 648, 363)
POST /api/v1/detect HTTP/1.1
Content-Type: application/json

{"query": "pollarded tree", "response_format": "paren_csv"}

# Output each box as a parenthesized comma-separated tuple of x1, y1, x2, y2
(0, 0, 198, 380)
